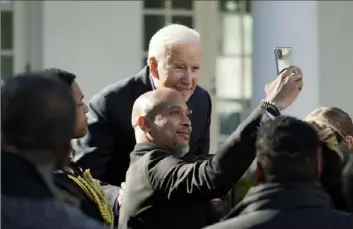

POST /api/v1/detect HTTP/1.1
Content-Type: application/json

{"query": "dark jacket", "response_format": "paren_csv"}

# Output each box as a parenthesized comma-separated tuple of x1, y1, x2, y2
(72, 66, 212, 187)
(1, 151, 106, 229)
(206, 183, 353, 229)
(53, 162, 119, 226)
(118, 106, 265, 229)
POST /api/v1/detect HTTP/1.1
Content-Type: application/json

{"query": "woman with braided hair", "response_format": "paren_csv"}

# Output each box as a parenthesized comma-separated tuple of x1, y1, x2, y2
(305, 107, 353, 212)
(43, 68, 119, 228)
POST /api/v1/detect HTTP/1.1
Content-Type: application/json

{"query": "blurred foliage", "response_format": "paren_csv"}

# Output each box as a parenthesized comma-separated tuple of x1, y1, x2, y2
(233, 170, 256, 204)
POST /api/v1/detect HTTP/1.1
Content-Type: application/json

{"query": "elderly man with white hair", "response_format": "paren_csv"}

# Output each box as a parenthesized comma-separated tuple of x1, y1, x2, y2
(72, 24, 228, 214)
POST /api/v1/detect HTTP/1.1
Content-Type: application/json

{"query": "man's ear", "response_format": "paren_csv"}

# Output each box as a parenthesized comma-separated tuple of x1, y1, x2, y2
(138, 116, 152, 132)
(316, 145, 323, 179)
(344, 135, 353, 151)
(148, 57, 159, 80)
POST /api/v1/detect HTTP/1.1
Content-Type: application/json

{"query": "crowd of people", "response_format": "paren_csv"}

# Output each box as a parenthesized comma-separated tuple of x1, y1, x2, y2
(2, 24, 353, 229)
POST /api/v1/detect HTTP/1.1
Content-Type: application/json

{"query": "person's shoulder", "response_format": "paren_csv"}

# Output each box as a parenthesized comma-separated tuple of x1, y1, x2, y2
(131, 148, 172, 165)
(192, 85, 211, 101)
(145, 148, 175, 161)
(87, 71, 148, 117)
(143, 149, 184, 173)
(188, 85, 212, 112)
(90, 74, 137, 103)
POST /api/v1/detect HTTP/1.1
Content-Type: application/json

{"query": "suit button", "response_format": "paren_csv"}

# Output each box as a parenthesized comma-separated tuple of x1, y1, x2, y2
(192, 155, 198, 161)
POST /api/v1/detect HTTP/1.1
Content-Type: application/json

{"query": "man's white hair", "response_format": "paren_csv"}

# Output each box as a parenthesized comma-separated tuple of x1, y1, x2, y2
(147, 24, 201, 64)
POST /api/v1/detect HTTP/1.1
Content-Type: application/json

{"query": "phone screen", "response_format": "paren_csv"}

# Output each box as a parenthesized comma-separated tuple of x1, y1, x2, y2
(274, 47, 293, 74)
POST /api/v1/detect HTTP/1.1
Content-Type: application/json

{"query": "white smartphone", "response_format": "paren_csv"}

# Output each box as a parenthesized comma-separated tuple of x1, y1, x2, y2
(274, 47, 293, 74)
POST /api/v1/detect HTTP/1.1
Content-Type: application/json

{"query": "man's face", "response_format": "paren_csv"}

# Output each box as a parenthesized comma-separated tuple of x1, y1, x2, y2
(71, 82, 88, 138)
(150, 43, 201, 101)
(148, 94, 192, 157)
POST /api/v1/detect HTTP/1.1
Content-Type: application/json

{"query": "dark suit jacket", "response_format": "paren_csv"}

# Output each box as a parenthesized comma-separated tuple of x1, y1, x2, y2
(118, 106, 265, 229)
(72, 66, 211, 187)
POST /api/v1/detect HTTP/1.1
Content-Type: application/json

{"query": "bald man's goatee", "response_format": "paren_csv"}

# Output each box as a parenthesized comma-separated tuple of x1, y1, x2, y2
(175, 145, 189, 158)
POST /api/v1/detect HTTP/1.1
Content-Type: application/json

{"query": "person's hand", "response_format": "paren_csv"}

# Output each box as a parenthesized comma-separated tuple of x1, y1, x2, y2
(264, 66, 303, 110)
(117, 182, 125, 207)
(210, 191, 232, 218)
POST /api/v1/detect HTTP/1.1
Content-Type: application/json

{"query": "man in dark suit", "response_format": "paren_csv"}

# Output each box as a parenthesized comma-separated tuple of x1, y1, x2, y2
(73, 24, 211, 188)
(118, 66, 304, 229)
(205, 117, 353, 229)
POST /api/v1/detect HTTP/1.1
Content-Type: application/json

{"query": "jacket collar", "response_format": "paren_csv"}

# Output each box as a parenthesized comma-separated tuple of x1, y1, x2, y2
(1, 150, 58, 199)
(230, 182, 333, 217)
(132, 143, 204, 163)
(133, 142, 164, 155)
(135, 65, 153, 88)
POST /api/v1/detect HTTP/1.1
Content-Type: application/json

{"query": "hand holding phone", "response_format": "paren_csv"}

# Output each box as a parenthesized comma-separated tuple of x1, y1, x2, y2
(274, 47, 293, 74)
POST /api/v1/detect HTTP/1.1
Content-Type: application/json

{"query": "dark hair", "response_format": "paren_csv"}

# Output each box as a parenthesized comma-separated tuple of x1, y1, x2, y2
(1, 72, 76, 164)
(256, 116, 320, 183)
(42, 68, 76, 86)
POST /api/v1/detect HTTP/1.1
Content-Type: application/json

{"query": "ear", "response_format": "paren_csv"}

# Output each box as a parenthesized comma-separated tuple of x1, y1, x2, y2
(137, 116, 152, 132)
(316, 145, 323, 179)
(148, 57, 159, 80)
(255, 160, 264, 184)
(344, 135, 353, 151)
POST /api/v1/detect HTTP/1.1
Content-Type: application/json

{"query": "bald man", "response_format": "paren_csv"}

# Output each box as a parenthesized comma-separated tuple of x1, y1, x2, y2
(131, 88, 192, 158)
(118, 66, 304, 229)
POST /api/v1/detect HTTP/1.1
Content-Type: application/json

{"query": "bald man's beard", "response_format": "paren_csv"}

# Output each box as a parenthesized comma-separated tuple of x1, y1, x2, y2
(173, 143, 190, 158)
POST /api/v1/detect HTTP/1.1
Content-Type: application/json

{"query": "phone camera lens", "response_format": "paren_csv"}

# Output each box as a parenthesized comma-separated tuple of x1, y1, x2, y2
(277, 49, 283, 60)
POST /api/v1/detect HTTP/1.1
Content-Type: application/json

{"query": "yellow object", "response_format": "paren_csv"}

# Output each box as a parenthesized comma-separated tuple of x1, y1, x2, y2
(68, 169, 114, 228)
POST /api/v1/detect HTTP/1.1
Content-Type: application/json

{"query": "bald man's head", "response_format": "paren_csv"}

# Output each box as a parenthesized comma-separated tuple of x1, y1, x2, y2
(132, 88, 192, 157)
(132, 88, 182, 127)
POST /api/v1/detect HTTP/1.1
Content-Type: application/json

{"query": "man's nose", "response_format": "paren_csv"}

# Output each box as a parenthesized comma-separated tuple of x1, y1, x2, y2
(181, 69, 192, 85)
(182, 116, 192, 128)
(83, 103, 89, 113)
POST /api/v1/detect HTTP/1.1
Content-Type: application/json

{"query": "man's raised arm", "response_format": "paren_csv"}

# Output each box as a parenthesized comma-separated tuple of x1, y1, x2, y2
(145, 66, 304, 202)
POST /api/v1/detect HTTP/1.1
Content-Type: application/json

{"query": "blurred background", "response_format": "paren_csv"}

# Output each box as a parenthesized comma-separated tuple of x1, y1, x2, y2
(1, 0, 353, 154)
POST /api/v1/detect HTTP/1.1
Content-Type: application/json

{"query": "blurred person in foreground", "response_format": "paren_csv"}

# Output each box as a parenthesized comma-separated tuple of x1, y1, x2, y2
(206, 116, 353, 229)
(305, 107, 353, 212)
(1, 73, 106, 229)
(72, 24, 212, 188)
(43, 68, 119, 228)
(118, 66, 304, 229)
